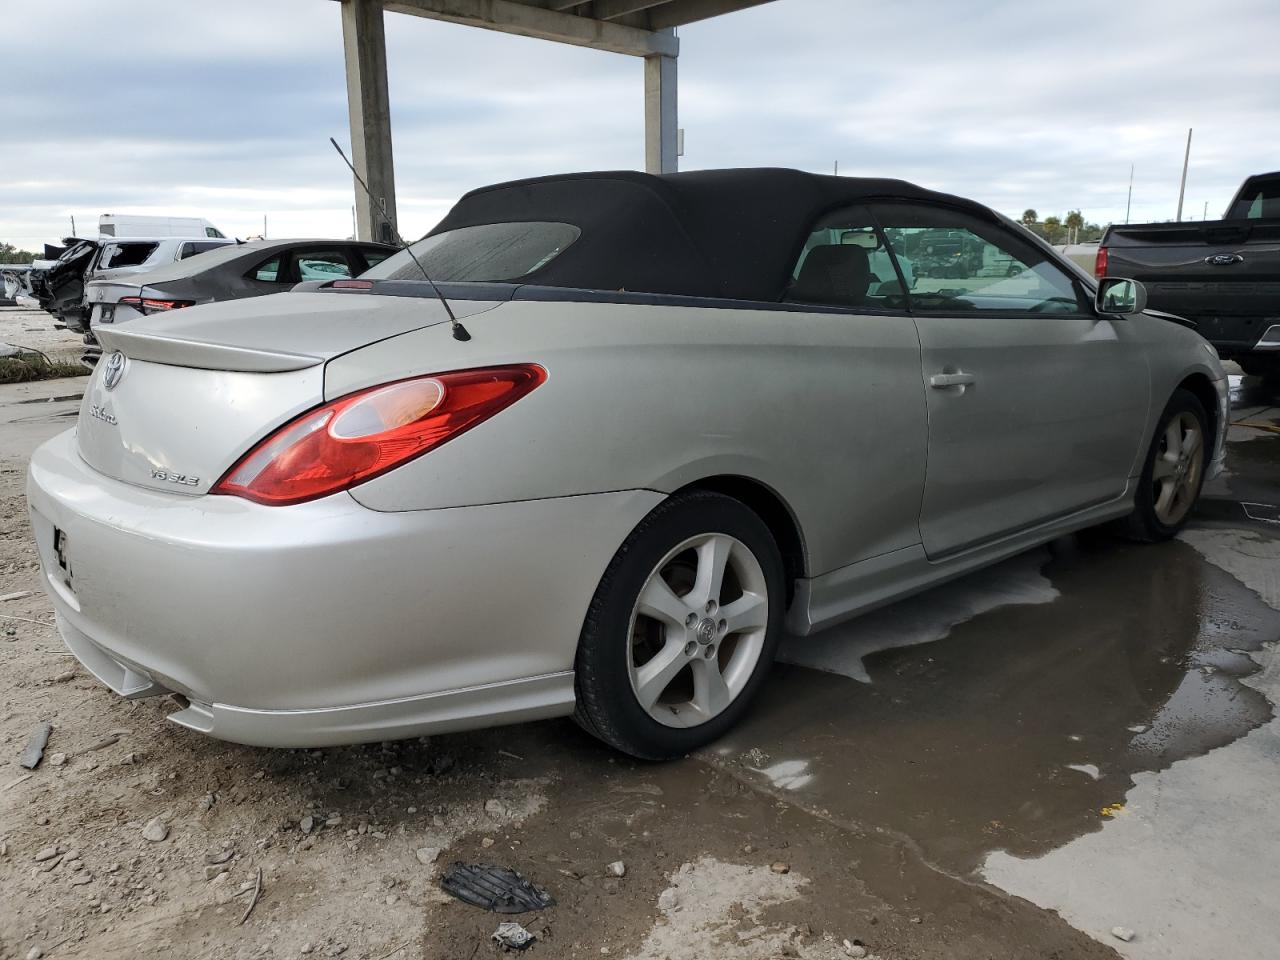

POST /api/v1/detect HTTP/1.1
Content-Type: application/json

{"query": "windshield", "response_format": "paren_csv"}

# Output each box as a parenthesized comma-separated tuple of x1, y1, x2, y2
(361, 221, 581, 283)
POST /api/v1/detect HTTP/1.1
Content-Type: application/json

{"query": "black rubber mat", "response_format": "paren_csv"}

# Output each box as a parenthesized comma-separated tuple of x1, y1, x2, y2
(440, 863, 555, 914)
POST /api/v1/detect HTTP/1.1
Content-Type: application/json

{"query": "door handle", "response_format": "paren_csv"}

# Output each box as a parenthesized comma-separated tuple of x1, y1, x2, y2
(929, 371, 976, 388)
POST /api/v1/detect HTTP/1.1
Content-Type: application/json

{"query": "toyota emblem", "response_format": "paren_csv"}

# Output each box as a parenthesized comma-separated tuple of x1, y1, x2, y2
(102, 351, 127, 391)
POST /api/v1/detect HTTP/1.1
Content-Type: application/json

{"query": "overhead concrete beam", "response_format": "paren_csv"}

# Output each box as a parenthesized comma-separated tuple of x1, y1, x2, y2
(341, 0, 399, 243)
(648, 0, 772, 29)
(383, 0, 679, 56)
(644, 35, 677, 174)
(593, 0, 672, 21)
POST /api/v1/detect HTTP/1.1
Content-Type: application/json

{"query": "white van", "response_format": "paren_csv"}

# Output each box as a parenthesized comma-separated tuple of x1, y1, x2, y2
(98, 214, 227, 239)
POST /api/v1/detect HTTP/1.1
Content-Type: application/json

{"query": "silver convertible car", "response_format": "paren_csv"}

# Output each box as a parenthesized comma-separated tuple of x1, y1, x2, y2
(27, 169, 1227, 759)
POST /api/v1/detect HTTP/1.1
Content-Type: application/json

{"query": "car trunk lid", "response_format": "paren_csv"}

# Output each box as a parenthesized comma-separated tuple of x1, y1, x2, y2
(79, 291, 456, 495)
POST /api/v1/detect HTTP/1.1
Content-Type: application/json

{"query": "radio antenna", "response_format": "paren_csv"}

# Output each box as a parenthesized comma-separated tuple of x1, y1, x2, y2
(329, 137, 469, 341)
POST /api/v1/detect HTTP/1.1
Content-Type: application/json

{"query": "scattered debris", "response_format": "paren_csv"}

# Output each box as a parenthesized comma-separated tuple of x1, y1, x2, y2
(1065, 763, 1101, 780)
(606, 861, 626, 878)
(657, 888, 680, 912)
(25, 946, 43, 960)
(33, 844, 62, 862)
(300, 815, 315, 835)
(770, 862, 791, 875)
(52, 670, 76, 683)
(1100, 803, 1126, 818)
(84, 733, 121, 752)
(842, 942, 868, 959)
(484, 798, 507, 817)
(207, 848, 235, 865)
(1, 590, 34, 602)
(1111, 926, 1135, 942)
(48, 752, 67, 767)
(440, 863, 555, 914)
(19, 722, 52, 769)
(239, 867, 263, 925)
(142, 817, 169, 842)
(3, 774, 34, 792)
(492, 921, 536, 951)
(415, 846, 441, 866)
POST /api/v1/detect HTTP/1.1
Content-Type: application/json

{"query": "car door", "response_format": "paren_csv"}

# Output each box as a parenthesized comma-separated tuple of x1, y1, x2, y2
(781, 205, 928, 570)
(871, 202, 1149, 559)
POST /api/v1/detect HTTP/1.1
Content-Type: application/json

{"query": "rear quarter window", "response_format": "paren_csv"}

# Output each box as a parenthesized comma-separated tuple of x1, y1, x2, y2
(98, 242, 158, 270)
(362, 222, 581, 282)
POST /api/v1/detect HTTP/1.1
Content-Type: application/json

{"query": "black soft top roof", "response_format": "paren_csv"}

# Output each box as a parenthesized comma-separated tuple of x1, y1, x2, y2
(429, 168, 995, 301)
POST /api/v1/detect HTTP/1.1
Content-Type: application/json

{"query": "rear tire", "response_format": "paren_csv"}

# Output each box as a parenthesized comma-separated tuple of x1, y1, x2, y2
(1117, 389, 1209, 542)
(573, 491, 784, 760)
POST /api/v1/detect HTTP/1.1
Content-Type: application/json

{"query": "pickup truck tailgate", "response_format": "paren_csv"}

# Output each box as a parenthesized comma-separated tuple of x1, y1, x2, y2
(1104, 220, 1280, 351)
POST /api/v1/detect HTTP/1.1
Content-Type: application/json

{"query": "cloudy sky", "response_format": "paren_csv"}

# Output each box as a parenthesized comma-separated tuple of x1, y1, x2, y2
(2, 0, 1277, 247)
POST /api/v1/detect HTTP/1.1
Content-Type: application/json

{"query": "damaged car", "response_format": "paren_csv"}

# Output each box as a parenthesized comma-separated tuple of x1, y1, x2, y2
(27, 169, 1228, 759)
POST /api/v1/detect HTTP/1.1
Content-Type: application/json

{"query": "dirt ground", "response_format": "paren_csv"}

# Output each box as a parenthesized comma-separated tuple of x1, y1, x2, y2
(0, 306, 85, 366)
(1, 373, 1277, 960)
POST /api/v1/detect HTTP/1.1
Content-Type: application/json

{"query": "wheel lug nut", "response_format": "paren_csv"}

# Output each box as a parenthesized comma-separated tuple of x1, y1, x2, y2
(703, 646, 716, 658)
(684, 641, 697, 657)
(705, 601, 717, 614)
(718, 619, 727, 632)
(685, 613, 697, 627)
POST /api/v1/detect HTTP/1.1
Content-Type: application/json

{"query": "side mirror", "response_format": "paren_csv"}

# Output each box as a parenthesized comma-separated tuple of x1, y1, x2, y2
(1095, 277, 1148, 318)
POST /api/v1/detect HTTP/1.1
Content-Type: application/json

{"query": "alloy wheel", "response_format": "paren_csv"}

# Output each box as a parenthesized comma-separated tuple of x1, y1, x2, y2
(1152, 411, 1204, 526)
(626, 533, 769, 729)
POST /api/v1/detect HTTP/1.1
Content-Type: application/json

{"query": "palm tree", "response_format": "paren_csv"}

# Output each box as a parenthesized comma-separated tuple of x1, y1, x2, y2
(1020, 209, 1038, 226)
(1065, 210, 1084, 245)
(1043, 216, 1063, 244)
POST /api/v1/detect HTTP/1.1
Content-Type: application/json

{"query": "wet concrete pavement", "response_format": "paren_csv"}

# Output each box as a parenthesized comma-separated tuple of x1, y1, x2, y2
(1, 372, 1277, 959)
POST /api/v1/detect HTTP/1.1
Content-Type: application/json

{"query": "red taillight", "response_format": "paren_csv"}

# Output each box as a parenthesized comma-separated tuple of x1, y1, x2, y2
(1094, 246, 1109, 278)
(211, 364, 547, 506)
(119, 296, 195, 314)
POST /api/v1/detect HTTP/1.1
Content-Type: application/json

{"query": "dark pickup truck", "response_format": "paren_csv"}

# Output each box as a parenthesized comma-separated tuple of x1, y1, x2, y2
(1099, 171, 1280, 380)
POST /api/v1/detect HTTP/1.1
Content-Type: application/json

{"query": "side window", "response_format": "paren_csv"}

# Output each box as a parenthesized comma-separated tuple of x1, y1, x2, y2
(786, 205, 907, 310)
(292, 250, 353, 281)
(360, 249, 392, 270)
(872, 203, 1088, 315)
(179, 241, 226, 260)
(252, 256, 283, 282)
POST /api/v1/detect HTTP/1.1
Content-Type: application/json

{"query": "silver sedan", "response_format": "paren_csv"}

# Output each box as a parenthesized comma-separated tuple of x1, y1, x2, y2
(26, 169, 1228, 758)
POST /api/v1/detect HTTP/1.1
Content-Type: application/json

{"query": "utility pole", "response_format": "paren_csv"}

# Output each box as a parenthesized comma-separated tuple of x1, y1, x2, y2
(1203, 200, 1209, 221)
(833, 160, 839, 176)
(1175, 127, 1192, 222)
(70, 215, 77, 236)
(263, 214, 268, 238)
(1125, 164, 1133, 224)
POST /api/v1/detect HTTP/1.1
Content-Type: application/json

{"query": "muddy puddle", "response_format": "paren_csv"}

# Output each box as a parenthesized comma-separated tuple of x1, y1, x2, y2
(708, 535, 1279, 875)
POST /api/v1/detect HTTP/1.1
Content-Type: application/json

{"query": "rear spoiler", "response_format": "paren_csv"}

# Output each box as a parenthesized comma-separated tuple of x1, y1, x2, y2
(94, 326, 323, 373)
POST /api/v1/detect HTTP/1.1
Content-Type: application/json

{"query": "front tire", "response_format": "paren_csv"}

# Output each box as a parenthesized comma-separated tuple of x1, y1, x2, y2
(573, 491, 785, 759)
(1118, 389, 1209, 542)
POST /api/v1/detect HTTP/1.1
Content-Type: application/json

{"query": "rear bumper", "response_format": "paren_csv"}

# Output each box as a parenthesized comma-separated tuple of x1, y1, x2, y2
(27, 429, 663, 747)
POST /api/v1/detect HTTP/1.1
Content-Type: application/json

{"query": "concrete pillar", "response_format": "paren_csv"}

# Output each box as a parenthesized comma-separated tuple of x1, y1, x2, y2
(341, 0, 398, 243)
(644, 31, 678, 175)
